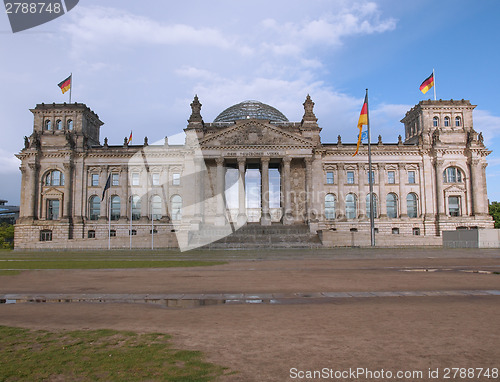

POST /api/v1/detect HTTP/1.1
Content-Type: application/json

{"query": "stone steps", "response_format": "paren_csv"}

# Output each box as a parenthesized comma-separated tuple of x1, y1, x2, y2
(190, 224, 322, 249)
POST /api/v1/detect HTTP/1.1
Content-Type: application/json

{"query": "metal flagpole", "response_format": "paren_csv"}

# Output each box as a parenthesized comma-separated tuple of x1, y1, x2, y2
(433, 68, 436, 101)
(69, 73, 72, 104)
(151, 203, 154, 250)
(366, 88, 375, 247)
(129, 196, 133, 250)
(108, 195, 111, 250)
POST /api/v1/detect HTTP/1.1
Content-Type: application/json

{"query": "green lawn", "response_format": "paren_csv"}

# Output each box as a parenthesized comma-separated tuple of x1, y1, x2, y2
(0, 250, 227, 270)
(0, 326, 231, 381)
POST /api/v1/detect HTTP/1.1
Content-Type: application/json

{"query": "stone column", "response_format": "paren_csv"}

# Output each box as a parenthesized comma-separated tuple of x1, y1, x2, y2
(304, 157, 313, 223)
(337, 163, 345, 220)
(435, 159, 445, 217)
(120, 165, 128, 220)
(215, 157, 226, 226)
(237, 157, 247, 225)
(194, 157, 205, 222)
(378, 163, 386, 219)
(471, 159, 488, 216)
(358, 164, 365, 218)
(398, 163, 407, 217)
(26, 163, 39, 220)
(63, 162, 73, 220)
(282, 156, 293, 225)
(260, 157, 271, 225)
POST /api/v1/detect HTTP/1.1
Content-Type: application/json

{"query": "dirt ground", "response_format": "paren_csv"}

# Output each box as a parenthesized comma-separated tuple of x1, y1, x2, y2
(1, 252, 500, 381)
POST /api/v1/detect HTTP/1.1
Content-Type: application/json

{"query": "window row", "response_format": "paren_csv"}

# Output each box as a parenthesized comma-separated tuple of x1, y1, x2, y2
(325, 170, 417, 185)
(324, 192, 419, 220)
(88, 194, 182, 221)
(89, 172, 181, 187)
(432, 116, 461, 127)
(44, 119, 73, 131)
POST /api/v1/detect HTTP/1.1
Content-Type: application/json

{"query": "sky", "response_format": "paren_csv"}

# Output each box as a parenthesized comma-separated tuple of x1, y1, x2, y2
(1, 0, 500, 205)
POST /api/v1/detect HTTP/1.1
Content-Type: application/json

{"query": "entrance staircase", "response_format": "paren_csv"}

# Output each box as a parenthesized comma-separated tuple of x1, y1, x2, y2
(190, 224, 322, 249)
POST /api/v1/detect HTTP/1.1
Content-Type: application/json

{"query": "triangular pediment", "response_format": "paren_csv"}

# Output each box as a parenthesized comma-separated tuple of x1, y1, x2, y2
(443, 184, 466, 193)
(201, 120, 313, 148)
(42, 187, 64, 197)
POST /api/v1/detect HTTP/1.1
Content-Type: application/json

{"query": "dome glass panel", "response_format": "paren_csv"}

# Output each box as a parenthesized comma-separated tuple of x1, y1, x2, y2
(214, 100, 288, 123)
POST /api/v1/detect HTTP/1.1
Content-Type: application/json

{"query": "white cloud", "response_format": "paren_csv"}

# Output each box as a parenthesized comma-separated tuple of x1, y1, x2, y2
(473, 109, 500, 144)
(0, 149, 20, 174)
(65, 6, 240, 51)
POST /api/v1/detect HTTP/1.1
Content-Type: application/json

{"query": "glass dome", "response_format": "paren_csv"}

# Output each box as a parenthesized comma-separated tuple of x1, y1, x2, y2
(214, 100, 288, 123)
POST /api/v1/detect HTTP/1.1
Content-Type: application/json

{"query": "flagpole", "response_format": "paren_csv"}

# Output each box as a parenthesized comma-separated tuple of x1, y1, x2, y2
(108, 195, 111, 250)
(129, 196, 133, 250)
(366, 88, 375, 247)
(433, 68, 436, 101)
(69, 73, 72, 104)
(151, 203, 154, 250)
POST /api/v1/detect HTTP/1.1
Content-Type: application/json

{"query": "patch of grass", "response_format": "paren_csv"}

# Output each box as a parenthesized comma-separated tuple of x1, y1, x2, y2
(0, 326, 230, 381)
(0, 260, 225, 270)
(0, 270, 21, 276)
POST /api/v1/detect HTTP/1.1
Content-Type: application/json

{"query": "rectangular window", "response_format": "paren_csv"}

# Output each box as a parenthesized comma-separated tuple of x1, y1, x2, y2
(110, 230, 116, 237)
(91, 174, 99, 187)
(388, 171, 395, 184)
(392, 227, 400, 235)
(367, 171, 375, 184)
(347, 171, 354, 184)
(47, 199, 60, 220)
(326, 171, 334, 184)
(40, 230, 52, 241)
(448, 196, 461, 216)
(88, 230, 96, 239)
(408, 171, 416, 184)
(132, 173, 140, 186)
(172, 173, 181, 186)
(129, 229, 137, 236)
(152, 173, 160, 186)
(112, 173, 120, 186)
(412, 227, 420, 236)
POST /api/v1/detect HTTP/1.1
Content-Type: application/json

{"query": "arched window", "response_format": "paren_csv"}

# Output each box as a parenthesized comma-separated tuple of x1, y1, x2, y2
(443, 167, 463, 183)
(56, 120, 62, 130)
(110, 196, 120, 220)
(366, 193, 378, 218)
(407, 193, 418, 218)
(345, 193, 357, 220)
(386, 193, 398, 218)
(455, 116, 461, 127)
(44, 170, 64, 186)
(131, 195, 141, 221)
(433, 116, 439, 127)
(325, 194, 336, 220)
(444, 116, 450, 127)
(45, 120, 52, 130)
(151, 195, 162, 220)
(171, 195, 182, 221)
(89, 196, 100, 220)
(67, 119, 73, 130)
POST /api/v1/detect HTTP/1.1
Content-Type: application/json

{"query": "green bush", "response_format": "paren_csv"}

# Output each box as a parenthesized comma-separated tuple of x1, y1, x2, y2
(489, 201, 500, 229)
(0, 223, 14, 249)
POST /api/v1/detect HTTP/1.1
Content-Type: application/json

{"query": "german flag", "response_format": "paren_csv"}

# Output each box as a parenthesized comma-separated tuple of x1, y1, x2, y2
(57, 74, 72, 94)
(127, 131, 133, 144)
(419, 73, 434, 94)
(353, 93, 368, 156)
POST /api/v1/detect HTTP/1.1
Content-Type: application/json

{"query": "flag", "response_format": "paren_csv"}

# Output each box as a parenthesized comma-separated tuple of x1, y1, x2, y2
(419, 73, 434, 94)
(357, 130, 368, 142)
(57, 74, 72, 94)
(102, 174, 111, 200)
(353, 94, 368, 156)
(127, 131, 133, 144)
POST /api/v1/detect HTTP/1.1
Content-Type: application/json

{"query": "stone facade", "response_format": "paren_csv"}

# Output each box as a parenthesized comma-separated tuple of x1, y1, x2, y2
(14, 97, 493, 250)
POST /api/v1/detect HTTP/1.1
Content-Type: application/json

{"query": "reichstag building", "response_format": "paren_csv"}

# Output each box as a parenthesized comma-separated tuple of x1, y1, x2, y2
(15, 96, 493, 249)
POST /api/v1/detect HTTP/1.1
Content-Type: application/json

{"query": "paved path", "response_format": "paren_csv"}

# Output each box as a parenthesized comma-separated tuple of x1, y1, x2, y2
(2, 289, 499, 308)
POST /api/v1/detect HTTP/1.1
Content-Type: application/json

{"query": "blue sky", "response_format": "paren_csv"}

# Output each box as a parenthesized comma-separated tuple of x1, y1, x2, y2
(1, 0, 500, 205)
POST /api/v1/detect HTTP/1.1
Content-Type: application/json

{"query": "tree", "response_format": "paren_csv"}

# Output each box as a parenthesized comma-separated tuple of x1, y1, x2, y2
(489, 201, 500, 229)
(0, 223, 14, 249)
